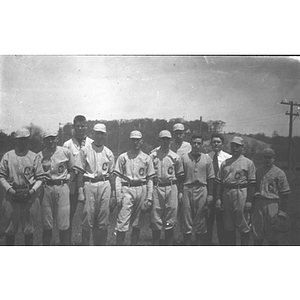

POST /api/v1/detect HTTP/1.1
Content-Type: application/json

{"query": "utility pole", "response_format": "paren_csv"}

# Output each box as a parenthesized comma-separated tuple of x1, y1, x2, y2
(280, 100, 300, 171)
(199, 116, 202, 134)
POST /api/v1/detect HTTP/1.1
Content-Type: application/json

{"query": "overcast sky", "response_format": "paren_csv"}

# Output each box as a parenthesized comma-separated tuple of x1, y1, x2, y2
(1, 55, 300, 137)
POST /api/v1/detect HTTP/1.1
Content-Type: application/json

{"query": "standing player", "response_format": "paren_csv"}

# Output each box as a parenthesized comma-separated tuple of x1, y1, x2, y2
(205, 133, 231, 245)
(251, 148, 290, 246)
(150, 130, 181, 245)
(38, 131, 74, 246)
(0, 128, 44, 246)
(178, 134, 215, 246)
(215, 136, 256, 246)
(113, 130, 156, 245)
(170, 123, 191, 157)
(74, 124, 115, 246)
(63, 115, 93, 244)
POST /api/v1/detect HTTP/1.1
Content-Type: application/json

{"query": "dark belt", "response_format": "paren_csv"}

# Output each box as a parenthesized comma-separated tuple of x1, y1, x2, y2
(84, 177, 109, 183)
(225, 183, 248, 189)
(122, 181, 146, 187)
(12, 183, 32, 190)
(156, 180, 177, 187)
(45, 179, 68, 186)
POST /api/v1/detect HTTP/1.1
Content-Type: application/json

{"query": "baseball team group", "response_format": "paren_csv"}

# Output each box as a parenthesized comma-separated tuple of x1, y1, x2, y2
(0, 115, 291, 246)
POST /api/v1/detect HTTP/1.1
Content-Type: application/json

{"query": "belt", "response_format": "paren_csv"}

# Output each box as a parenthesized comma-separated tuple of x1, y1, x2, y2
(12, 184, 32, 190)
(45, 179, 68, 186)
(225, 183, 248, 189)
(122, 181, 146, 187)
(156, 180, 177, 187)
(84, 177, 109, 183)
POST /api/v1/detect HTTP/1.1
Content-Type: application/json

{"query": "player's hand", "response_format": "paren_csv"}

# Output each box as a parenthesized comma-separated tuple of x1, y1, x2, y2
(207, 195, 213, 206)
(78, 187, 85, 202)
(142, 199, 153, 212)
(29, 188, 36, 196)
(8, 188, 16, 196)
(244, 202, 252, 212)
(215, 199, 223, 210)
(178, 192, 183, 205)
(278, 210, 287, 219)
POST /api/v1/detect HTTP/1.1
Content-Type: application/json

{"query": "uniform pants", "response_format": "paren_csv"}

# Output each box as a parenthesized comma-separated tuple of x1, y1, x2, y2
(41, 184, 70, 230)
(181, 185, 207, 235)
(82, 181, 110, 230)
(2, 192, 40, 235)
(223, 187, 250, 233)
(251, 198, 280, 242)
(150, 184, 178, 231)
(116, 185, 147, 232)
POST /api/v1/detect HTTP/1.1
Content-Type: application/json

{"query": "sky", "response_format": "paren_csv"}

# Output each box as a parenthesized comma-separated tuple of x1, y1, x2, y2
(1, 55, 300, 137)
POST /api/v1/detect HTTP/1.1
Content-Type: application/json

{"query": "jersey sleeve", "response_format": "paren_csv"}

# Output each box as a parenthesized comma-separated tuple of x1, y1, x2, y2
(113, 155, 124, 178)
(73, 148, 87, 174)
(108, 150, 115, 175)
(146, 156, 156, 180)
(33, 154, 46, 182)
(278, 171, 291, 195)
(66, 148, 75, 171)
(176, 155, 185, 179)
(0, 153, 9, 179)
(248, 161, 256, 185)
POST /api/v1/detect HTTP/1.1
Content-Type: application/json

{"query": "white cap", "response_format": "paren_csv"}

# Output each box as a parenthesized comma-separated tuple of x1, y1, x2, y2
(15, 128, 30, 138)
(159, 130, 172, 139)
(43, 131, 58, 139)
(173, 123, 185, 132)
(231, 136, 244, 146)
(93, 123, 106, 133)
(130, 130, 142, 139)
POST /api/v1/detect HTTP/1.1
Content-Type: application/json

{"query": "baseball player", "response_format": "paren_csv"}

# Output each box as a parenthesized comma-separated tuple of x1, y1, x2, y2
(178, 134, 215, 246)
(0, 128, 44, 246)
(170, 123, 191, 157)
(251, 148, 290, 246)
(113, 130, 156, 245)
(38, 131, 74, 246)
(63, 115, 93, 244)
(215, 136, 256, 246)
(150, 130, 181, 245)
(74, 124, 115, 246)
(205, 133, 231, 245)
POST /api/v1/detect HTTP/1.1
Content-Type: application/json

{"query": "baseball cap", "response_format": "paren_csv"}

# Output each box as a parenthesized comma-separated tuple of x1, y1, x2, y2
(93, 123, 106, 133)
(130, 130, 142, 139)
(15, 128, 30, 138)
(43, 131, 58, 139)
(173, 123, 185, 132)
(159, 130, 172, 139)
(231, 136, 244, 146)
(262, 148, 275, 157)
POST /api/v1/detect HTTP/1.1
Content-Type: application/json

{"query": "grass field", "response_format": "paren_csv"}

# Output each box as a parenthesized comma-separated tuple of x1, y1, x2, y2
(0, 170, 299, 246)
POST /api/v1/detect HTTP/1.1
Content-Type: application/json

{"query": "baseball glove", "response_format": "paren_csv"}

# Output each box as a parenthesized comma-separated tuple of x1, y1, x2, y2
(12, 188, 30, 203)
(272, 211, 291, 233)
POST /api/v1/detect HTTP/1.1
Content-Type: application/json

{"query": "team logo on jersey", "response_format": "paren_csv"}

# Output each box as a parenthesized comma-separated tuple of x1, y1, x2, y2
(58, 164, 65, 174)
(168, 166, 174, 175)
(102, 163, 108, 171)
(139, 168, 145, 176)
(24, 167, 31, 176)
(268, 182, 276, 193)
(234, 172, 241, 180)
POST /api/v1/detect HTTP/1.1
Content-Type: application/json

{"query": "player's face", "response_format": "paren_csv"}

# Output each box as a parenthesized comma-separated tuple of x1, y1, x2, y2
(44, 136, 58, 150)
(173, 130, 184, 143)
(231, 143, 243, 157)
(191, 138, 203, 153)
(263, 155, 274, 167)
(74, 121, 86, 139)
(130, 138, 143, 151)
(160, 137, 171, 150)
(15, 137, 30, 152)
(93, 131, 106, 146)
(211, 137, 223, 153)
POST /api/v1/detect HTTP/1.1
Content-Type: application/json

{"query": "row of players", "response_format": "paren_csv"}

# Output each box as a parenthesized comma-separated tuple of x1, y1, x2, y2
(0, 115, 291, 245)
